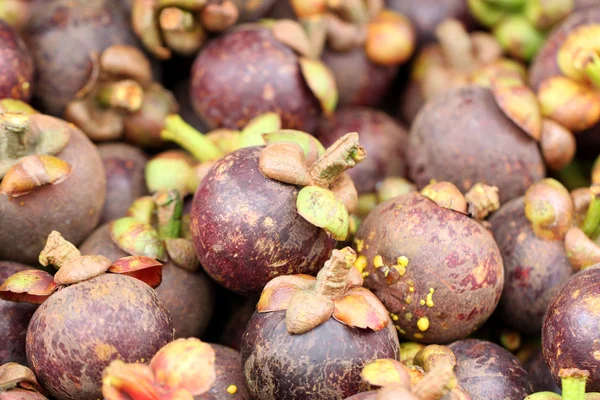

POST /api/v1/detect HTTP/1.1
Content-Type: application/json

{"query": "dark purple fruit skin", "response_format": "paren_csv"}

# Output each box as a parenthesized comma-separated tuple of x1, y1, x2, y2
(322, 48, 398, 108)
(356, 193, 504, 344)
(526, 349, 561, 394)
(24, 0, 137, 116)
(26, 273, 174, 400)
(489, 197, 573, 334)
(397, 79, 424, 125)
(79, 223, 215, 339)
(407, 86, 545, 203)
(315, 107, 408, 195)
(0, 261, 37, 366)
(0, 122, 106, 265)
(241, 311, 400, 400)
(220, 297, 257, 351)
(449, 339, 533, 400)
(197, 344, 251, 400)
(0, 20, 33, 101)
(97, 143, 149, 225)
(190, 146, 336, 296)
(190, 26, 321, 133)
(543, 266, 600, 391)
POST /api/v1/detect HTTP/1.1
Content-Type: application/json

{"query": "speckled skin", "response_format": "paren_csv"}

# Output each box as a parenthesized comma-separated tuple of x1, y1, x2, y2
(322, 48, 398, 109)
(97, 143, 148, 225)
(241, 311, 400, 400)
(0, 20, 33, 101)
(24, 0, 137, 116)
(190, 26, 322, 133)
(526, 349, 561, 394)
(407, 86, 545, 203)
(197, 344, 251, 400)
(0, 121, 106, 265)
(315, 107, 408, 195)
(79, 223, 215, 339)
(26, 274, 174, 400)
(356, 193, 504, 344)
(542, 266, 600, 391)
(0, 261, 37, 366)
(449, 339, 533, 400)
(190, 146, 336, 296)
(489, 197, 573, 334)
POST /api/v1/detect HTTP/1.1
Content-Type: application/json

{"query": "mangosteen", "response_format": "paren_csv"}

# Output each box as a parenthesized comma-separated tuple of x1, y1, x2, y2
(80, 191, 216, 340)
(315, 106, 408, 195)
(449, 339, 533, 399)
(0, 0, 32, 32)
(0, 232, 173, 400)
(0, 20, 33, 102)
(200, 344, 251, 400)
(191, 132, 365, 295)
(241, 247, 400, 400)
(220, 297, 258, 351)
(97, 143, 149, 224)
(0, 103, 106, 265)
(0, 262, 37, 366)
(526, 349, 562, 394)
(407, 86, 546, 203)
(0, 363, 48, 400)
(355, 182, 504, 343)
(489, 179, 575, 334)
(24, 0, 138, 116)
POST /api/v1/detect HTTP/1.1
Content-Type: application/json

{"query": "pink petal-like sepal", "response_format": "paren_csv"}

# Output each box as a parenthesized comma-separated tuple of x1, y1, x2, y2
(333, 287, 390, 331)
(256, 274, 316, 313)
(109, 256, 163, 288)
(0, 270, 57, 304)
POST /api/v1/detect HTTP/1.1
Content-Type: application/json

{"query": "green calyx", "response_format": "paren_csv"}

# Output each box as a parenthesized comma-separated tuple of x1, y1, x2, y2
(493, 15, 545, 62)
(154, 190, 184, 240)
(581, 186, 600, 240)
(297, 186, 349, 241)
(109, 217, 166, 261)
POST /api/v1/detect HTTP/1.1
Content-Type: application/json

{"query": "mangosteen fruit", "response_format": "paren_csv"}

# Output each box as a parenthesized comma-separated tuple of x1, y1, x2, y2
(220, 297, 258, 351)
(0, 103, 106, 265)
(0, 363, 48, 400)
(526, 349, 561, 394)
(241, 247, 400, 400)
(449, 339, 533, 399)
(0, 20, 33, 102)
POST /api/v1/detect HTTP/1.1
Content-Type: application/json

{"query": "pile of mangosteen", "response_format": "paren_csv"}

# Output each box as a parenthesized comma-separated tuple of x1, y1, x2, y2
(4, 0, 600, 399)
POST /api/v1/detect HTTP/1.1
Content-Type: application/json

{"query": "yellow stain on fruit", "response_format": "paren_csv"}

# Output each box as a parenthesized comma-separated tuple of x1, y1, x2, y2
(354, 255, 367, 272)
(393, 255, 409, 276)
(405, 295, 412, 304)
(354, 238, 364, 252)
(362, 272, 369, 278)
(405, 312, 412, 321)
(408, 287, 414, 293)
(414, 333, 424, 339)
(417, 317, 430, 332)
(426, 288, 435, 307)
(395, 325, 406, 335)
(420, 299, 425, 306)
(374, 255, 384, 268)
(227, 384, 238, 395)
(390, 313, 399, 321)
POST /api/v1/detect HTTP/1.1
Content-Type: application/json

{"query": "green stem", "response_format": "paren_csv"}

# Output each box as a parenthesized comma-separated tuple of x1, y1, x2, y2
(483, 0, 525, 10)
(583, 52, 600, 89)
(561, 370, 588, 400)
(161, 114, 224, 162)
(581, 190, 600, 239)
(554, 161, 591, 191)
(154, 190, 183, 239)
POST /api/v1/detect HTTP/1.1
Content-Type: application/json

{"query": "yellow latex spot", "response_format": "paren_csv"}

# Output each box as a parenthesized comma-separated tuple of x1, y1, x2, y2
(374, 255, 384, 268)
(362, 272, 369, 278)
(426, 288, 435, 307)
(396, 325, 406, 334)
(405, 296, 412, 304)
(417, 317, 430, 332)
(397, 256, 409, 267)
(414, 333, 424, 339)
(354, 255, 367, 272)
(405, 312, 412, 321)
(354, 238, 364, 252)
(420, 299, 425, 306)
(227, 385, 238, 395)
(392, 314, 399, 321)
(409, 287, 414, 293)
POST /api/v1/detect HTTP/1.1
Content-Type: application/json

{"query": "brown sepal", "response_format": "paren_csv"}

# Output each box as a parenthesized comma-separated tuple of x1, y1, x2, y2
(420, 182, 467, 214)
(256, 274, 316, 313)
(259, 142, 312, 186)
(164, 238, 199, 272)
(564, 227, 600, 271)
(465, 183, 500, 220)
(38, 230, 81, 269)
(540, 119, 576, 171)
(272, 19, 314, 58)
(109, 256, 163, 288)
(0, 155, 72, 197)
(0, 363, 45, 394)
(491, 77, 542, 141)
(54, 255, 112, 285)
(285, 291, 335, 334)
(0, 270, 57, 304)
(333, 287, 389, 331)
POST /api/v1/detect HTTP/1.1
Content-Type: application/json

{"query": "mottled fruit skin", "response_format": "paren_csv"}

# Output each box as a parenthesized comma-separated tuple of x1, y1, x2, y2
(322, 48, 398, 108)
(449, 339, 533, 399)
(407, 86, 545, 203)
(241, 311, 400, 400)
(526, 349, 561, 394)
(356, 193, 504, 343)
(0, 20, 33, 101)
(190, 147, 336, 296)
(97, 143, 148, 224)
(0, 261, 37, 366)
(79, 223, 215, 339)
(315, 107, 408, 195)
(26, 274, 174, 400)
(190, 26, 321, 132)
(543, 266, 600, 391)
(198, 344, 251, 400)
(24, 0, 137, 115)
(0, 122, 106, 265)
(489, 197, 573, 334)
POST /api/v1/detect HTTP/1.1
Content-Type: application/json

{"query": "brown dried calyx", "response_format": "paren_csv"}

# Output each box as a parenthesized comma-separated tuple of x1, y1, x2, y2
(465, 183, 500, 220)
(132, 0, 239, 59)
(565, 183, 600, 271)
(64, 45, 177, 142)
(419, 181, 500, 220)
(0, 362, 48, 399)
(0, 231, 163, 305)
(256, 247, 390, 335)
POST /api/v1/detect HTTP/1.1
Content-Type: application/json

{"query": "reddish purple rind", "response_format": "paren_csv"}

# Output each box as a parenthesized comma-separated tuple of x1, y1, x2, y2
(407, 86, 545, 203)
(26, 273, 174, 400)
(190, 147, 336, 296)
(24, 0, 138, 116)
(190, 26, 321, 132)
(0, 262, 38, 366)
(0, 20, 33, 101)
(79, 223, 216, 339)
(315, 107, 409, 195)
(526, 349, 561, 394)
(97, 143, 149, 225)
(0, 122, 106, 265)
(449, 339, 533, 399)
(220, 297, 258, 351)
(356, 192, 504, 344)
(322, 48, 398, 108)
(489, 197, 573, 334)
(241, 311, 400, 400)
(196, 344, 251, 400)
(542, 266, 600, 391)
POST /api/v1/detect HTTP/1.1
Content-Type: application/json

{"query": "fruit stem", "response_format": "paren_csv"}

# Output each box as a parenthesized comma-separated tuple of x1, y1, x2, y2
(482, 0, 525, 9)
(38, 231, 81, 270)
(582, 52, 600, 89)
(435, 19, 474, 71)
(309, 132, 366, 188)
(313, 247, 357, 299)
(0, 113, 31, 160)
(161, 114, 224, 162)
(159, 7, 195, 32)
(95, 80, 144, 112)
(412, 363, 456, 400)
(581, 185, 600, 239)
(154, 190, 183, 239)
(560, 368, 589, 400)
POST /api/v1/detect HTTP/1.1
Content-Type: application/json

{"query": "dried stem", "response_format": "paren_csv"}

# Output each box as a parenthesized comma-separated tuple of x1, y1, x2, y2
(435, 19, 474, 71)
(38, 231, 81, 270)
(313, 247, 357, 299)
(309, 132, 366, 188)
(95, 80, 144, 112)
